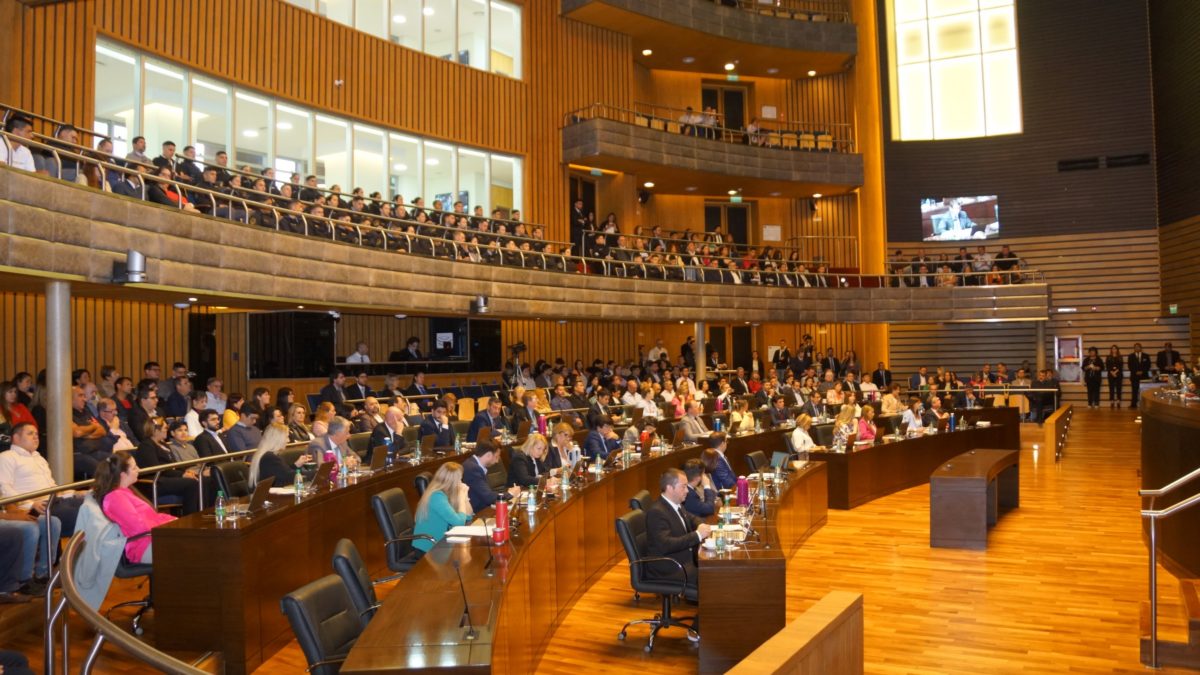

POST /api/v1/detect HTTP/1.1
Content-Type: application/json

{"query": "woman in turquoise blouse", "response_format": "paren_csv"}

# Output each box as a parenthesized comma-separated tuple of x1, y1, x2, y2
(413, 461, 474, 552)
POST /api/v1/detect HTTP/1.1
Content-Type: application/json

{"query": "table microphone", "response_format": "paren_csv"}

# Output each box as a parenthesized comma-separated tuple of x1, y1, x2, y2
(452, 560, 478, 641)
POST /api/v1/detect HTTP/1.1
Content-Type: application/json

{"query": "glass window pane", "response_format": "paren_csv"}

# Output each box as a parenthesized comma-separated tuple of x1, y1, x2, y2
(893, 0, 926, 23)
(897, 64, 933, 141)
(424, 0, 457, 62)
(980, 6, 1016, 52)
(94, 43, 138, 151)
(142, 58, 186, 153)
(390, 0, 423, 49)
(316, 115, 350, 189)
(276, 104, 312, 178)
(191, 78, 230, 163)
(353, 124, 386, 193)
(897, 21, 928, 65)
(235, 91, 271, 170)
(983, 51, 1022, 135)
(930, 14, 979, 60)
(927, 0, 978, 19)
(490, 1, 521, 78)
(389, 134, 421, 203)
(489, 155, 517, 216)
(355, 0, 387, 39)
(458, 0, 488, 70)
(931, 56, 985, 139)
(457, 148, 487, 214)
(320, 0, 353, 26)
(423, 142, 455, 208)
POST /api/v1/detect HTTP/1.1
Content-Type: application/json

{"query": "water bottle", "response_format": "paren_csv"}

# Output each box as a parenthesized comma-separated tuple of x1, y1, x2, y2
(713, 417, 722, 433)
(526, 485, 538, 511)
(537, 414, 547, 435)
(715, 523, 726, 552)
(948, 412, 957, 432)
(294, 468, 304, 497)
(453, 433, 461, 454)
(754, 418, 762, 434)
(214, 491, 227, 523)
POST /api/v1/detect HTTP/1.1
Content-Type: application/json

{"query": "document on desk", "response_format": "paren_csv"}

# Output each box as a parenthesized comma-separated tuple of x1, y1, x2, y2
(445, 525, 492, 537)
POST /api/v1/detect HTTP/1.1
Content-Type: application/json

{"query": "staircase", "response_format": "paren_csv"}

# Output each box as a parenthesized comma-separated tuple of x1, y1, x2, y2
(1141, 578, 1200, 669)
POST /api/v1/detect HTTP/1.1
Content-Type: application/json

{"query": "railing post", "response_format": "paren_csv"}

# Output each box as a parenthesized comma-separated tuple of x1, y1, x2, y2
(1148, 514, 1159, 669)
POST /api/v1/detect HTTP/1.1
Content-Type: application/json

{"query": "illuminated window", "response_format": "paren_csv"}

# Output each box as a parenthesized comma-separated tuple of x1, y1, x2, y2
(886, 0, 1021, 140)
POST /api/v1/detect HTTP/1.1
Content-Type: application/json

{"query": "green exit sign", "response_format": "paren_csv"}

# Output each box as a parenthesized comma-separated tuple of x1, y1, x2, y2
(1169, 303, 1178, 315)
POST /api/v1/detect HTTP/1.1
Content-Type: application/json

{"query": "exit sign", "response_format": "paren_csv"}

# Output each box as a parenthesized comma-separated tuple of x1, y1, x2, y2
(1169, 303, 1178, 315)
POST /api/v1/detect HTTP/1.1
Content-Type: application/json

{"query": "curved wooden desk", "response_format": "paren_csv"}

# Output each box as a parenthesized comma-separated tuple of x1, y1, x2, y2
(342, 429, 829, 674)
(1141, 391, 1200, 578)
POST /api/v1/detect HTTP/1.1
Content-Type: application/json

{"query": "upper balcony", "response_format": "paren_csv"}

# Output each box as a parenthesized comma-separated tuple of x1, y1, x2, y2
(563, 103, 863, 198)
(561, 0, 856, 79)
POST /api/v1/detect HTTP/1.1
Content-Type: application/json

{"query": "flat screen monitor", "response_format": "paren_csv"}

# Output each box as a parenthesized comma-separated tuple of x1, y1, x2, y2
(921, 195, 999, 241)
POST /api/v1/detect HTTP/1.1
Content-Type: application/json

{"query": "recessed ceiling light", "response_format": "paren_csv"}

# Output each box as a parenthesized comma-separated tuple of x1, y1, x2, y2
(643, 181, 655, 188)
(173, 302, 190, 310)
(187, 297, 198, 302)
(728, 189, 738, 195)
(769, 191, 781, 196)
(642, 49, 653, 56)
(392, 14, 407, 23)
(807, 70, 817, 77)
(767, 67, 779, 75)
(297, 305, 305, 309)
(425, 158, 439, 166)
(679, 320, 685, 324)
(813, 192, 823, 198)
(724, 62, 736, 71)
(242, 129, 258, 138)
(682, 56, 695, 64)
(422, 6, 434, 16)
(276, 122, 293, 131)
(685, 186, 697, 192)
(393, 163, 408, 171)
(394, 313, 408, 319)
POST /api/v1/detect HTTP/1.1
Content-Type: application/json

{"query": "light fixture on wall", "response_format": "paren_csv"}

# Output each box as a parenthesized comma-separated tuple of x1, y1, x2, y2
(472, 295, 490, 314)
(112, 249, 146, 284)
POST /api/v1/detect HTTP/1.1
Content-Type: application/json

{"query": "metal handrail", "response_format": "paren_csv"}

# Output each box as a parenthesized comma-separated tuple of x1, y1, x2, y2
(1139, 465, 1200, 499)
(565, 102, 856, 153)
(1142, 487, 1200, 668)
(585, 229, 851, 268)
(58, 532, 208, 675)
(1, 129, 1051, 288)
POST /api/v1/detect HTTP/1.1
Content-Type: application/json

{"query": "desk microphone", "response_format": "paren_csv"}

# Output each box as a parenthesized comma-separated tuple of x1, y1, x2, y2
(452, 560, 478, 641)
(479, 517, 497, 577)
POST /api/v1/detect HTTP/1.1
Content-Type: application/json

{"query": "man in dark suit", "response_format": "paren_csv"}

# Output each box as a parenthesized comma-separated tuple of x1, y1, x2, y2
(819, 348, 841, 377)
(319, 370, 352, 417)
(462, 444, 520, 512)
(403, 372, 434, 412)
(192, 409, 230, 458)
(126, 385, 160, 445)
(417, 399, 456, 448)
(1156, 342, 1182, 376)
(346, 371, 372, 403)
(397, 337, 424, 361)
(1128, 344, 1152, 409)
(306, 417, 359, 471)
(467, 397, 509, 442)
(589, 388, 620, 427)
(583, 415, 621, 460)
(729, 368, 750, 396)
(872, 362, 893, 388)
(841, 372, 861, 396)
(705, 433, 737, 490)
(955, 387, 983, 409)
(801, 391, 828, 420)
(367, 407, 408, 463)
(681, 459, 718, 517)
(772, 340, 791, 379)
(768, 395, 791, 427)
(644, 468, 711, 592)
(509, 392, 540, 434)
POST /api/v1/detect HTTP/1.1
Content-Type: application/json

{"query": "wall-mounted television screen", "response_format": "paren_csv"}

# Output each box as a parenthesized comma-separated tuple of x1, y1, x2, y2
(921, 196, 1000, 241)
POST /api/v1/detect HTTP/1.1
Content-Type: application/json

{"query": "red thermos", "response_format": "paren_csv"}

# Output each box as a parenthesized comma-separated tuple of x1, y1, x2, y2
(494, 499, 509, 544)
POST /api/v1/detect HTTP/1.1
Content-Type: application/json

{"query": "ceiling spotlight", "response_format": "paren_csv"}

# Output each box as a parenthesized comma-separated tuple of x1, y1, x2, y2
(392, 14, 406, 23)
(392, 163, 408, 171)
(297, 305, 305, 309)
(187, 297, 198, 302)
(642, 49, 653, 56)
(394, 313, 408, 319)
(728, 189, 738, 195)
(422, 6, 434, 16)
(813, 192, 823, 199)
(679, 320, 685, 324)
(767, 67, 779, 75)
(807, 70, 817, 77)
(769, 191, 781, 197)
(643, 181, 655, 188)
(685, 186, 697, 192)
(173, 302, 190, 310)
(682, 56, 696, 64)
(724, 62, 736, 71)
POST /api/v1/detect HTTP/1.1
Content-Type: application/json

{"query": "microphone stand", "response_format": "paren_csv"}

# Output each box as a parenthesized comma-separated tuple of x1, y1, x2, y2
(452, 560, 478, 640)
(480, 516, 496, 577)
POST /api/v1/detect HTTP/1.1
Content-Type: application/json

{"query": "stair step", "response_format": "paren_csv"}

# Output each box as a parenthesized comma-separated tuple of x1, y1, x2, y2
(1140, 637, 1200, 669)
(1183, 579, 1200, 646)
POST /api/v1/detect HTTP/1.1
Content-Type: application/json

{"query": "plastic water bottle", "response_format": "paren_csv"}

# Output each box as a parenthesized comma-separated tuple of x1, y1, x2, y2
(214, 491, 227, 523)
(527, 485, 538, 511)
(754, 418, 762, 434)
(294, 468, 304, 497)
(949, 412, 957, 432)
(453, 434, 461, 454)
(713, 417, 722, 432)
(715, 523, 726, 552)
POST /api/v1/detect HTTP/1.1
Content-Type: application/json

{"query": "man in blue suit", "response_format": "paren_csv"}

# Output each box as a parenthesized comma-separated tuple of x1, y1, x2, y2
(418, 399, 456, 448)
(583, 415, 621, 460)
(908, 366, 928, 392)
(707, 432, 737, 490)
(462, 444, 520, 513)
(467, 397, 509, 442)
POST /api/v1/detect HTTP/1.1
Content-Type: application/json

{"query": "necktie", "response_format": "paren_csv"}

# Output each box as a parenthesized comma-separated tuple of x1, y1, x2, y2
(675, 505, 692, 532)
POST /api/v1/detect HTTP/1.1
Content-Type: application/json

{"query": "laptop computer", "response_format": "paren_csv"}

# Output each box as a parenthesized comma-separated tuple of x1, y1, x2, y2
(246, 477, 276, 513)
(630, 407, 644, 424)
(367, 446, 388, 472)
(672, 428, 686, 447)
(770, 451, 790, 471)
(421, 433, 436, 455)
(310, 462, 335, 493)
(898, 421, 910, 437)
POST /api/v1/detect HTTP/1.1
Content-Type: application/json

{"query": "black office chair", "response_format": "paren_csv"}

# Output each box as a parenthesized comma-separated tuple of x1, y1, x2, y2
(614, 510, 698, 652)
(213, 460, 251, 498)
(486, 459, 507, 492)
(281, 574, 363, 675)
(629, 489, 651, 511)
(745, 451, 768, 474)
(370, 488, 434, 582)
(413, 471, 433, 498)
(331, 538, 380, 627)
(105, 532, 154, 635)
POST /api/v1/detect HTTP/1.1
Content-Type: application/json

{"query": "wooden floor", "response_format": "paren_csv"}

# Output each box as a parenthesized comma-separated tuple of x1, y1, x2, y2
(4, 409, 1196, 673)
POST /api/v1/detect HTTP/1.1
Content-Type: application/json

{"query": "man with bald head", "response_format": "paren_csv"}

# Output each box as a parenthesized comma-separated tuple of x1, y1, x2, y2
(367, 406, 408, 463)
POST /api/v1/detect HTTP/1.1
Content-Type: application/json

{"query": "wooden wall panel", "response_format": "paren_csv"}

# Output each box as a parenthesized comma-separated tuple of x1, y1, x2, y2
(888, 229, 1191, 405)
(1160, 214, 1200, 358)
(214, 312, 249, 398)
(880, 0, 1157, 240)
(332, 315, 431, 362)
(0, 291, 199, 387)
(500, 320, 638, 368)
(1149, 1, 1200, 226)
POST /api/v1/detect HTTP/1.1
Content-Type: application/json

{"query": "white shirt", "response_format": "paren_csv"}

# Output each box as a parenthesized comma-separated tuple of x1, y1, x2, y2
(206, 392, 226, 414)
(185, 409, 204, 438)
(647, 346, 667, 362)
(621, 391, 643, 407)
(675, 376, 696, 393)
(859, 382, 880, 401)
(901, 408, 924, 430)
(0, 444, 59, 510)
(638, 397, 661, 419)
(0, 141, 36, 172)
(346, 352, 370, 364)
(107, 417, 136, 452)
(791, 427, 816, 452)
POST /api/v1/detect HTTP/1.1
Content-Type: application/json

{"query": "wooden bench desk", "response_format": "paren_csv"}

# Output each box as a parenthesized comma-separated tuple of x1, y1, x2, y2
(929, 448, 1020, 549)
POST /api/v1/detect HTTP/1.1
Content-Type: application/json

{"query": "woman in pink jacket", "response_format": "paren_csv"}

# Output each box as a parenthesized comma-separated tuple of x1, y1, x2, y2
(93, 453, 175, 563)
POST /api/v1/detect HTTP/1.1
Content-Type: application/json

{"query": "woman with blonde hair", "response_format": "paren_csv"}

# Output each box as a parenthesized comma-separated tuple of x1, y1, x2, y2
(286, 403, 314, 442)
(728, 398, 755, 434)
(413, 462, 473, 552)
(311, 401, 336, 437)
(832, 405, 857, 448)
(509, 433, 558, 489)
(249, 423, 312, 487)
(789, 413, 825, 453)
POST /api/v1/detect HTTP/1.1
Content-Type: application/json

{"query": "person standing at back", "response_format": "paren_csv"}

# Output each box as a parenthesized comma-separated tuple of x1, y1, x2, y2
(1105, 345, 1124, 409)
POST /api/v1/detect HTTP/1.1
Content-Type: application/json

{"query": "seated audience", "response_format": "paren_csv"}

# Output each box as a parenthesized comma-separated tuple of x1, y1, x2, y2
(248, 423, 311, 488)
(93, 452, 175, 563)
(681, 458, 718, 517)
(413, 462, 473, 552)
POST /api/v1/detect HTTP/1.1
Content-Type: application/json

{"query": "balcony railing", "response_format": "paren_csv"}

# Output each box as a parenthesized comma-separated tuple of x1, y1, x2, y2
(724, 0, 851, 23)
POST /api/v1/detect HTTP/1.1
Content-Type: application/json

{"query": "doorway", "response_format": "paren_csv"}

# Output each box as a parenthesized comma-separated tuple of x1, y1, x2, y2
(701, 84, 749, 131)
(568, 174, 597, 254)
(732, 326, 753, 374)
(704, 202, 751, 245)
